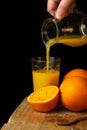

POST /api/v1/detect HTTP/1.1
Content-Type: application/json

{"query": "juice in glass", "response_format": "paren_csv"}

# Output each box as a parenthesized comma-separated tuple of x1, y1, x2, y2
(32, 57, 61, 91)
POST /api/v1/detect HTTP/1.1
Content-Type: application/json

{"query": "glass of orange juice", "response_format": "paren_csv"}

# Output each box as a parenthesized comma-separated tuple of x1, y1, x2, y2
(31, 57, 61, 91)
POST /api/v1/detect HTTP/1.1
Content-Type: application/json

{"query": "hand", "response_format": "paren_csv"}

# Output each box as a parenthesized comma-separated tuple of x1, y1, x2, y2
(47, 0, 76, 20)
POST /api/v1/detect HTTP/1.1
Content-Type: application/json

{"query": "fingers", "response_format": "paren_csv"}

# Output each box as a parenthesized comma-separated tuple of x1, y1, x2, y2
(47, 0, 61, 16)
(55, 0, 76, 20)
(68, 1, 76, 13)
(47, 0, 76, 20)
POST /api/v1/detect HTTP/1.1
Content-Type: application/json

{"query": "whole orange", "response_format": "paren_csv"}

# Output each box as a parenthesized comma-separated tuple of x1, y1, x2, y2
(60, 76, 87, 111)
(27, 86, 59, 112)
(63, 68, 87, 81)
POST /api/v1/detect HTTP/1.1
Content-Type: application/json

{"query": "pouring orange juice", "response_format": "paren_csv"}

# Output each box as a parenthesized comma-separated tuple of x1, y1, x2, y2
(32, 11, 87, 91)
(41, 11, 87, 47)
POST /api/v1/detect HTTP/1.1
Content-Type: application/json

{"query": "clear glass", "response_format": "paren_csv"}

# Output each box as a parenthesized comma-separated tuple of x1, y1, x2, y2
(41, 11, 87, 47)
(31, 57, 61, 91)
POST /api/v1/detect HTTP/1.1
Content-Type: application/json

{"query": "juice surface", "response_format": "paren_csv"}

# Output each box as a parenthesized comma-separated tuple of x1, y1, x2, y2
(46, 35, 87, 47)
(58, 35, 87, 47)
(32, 70, 60, 91)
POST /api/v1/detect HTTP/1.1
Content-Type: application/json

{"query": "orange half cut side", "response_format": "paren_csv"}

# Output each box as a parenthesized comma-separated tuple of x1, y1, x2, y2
(27, 86, 59, 112)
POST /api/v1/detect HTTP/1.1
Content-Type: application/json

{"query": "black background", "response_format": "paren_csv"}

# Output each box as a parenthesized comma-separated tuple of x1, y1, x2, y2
(0, 0, 87, 128)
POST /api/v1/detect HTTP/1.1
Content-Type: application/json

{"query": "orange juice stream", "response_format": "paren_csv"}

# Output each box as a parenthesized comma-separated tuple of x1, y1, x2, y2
(33, 43, 59, 91)
(45, 35, 87, 73)
(33, 35, 87, 91)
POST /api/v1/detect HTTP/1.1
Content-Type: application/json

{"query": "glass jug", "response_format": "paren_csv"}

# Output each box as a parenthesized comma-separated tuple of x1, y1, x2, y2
(41, 10, 87, 47)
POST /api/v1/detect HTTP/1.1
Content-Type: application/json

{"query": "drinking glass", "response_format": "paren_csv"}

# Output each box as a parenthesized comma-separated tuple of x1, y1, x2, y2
(31, 57, 61, 91)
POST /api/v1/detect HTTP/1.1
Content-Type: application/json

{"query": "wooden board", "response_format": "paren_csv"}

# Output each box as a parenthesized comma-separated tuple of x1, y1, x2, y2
(1, 97, 87, 130)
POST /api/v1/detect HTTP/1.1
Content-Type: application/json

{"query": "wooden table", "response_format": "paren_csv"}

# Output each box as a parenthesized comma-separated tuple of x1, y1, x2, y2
(1, 97, 87, 130)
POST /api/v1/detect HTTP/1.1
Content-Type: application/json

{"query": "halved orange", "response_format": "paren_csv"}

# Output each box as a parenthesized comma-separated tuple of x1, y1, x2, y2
(27, 86, 59, 112)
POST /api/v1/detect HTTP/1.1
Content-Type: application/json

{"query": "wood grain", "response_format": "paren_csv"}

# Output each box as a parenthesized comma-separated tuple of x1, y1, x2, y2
(1, 97, 87, 130)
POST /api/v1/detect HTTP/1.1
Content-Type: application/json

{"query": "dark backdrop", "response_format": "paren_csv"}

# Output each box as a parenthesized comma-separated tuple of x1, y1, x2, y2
(0, 0, 87, 128)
